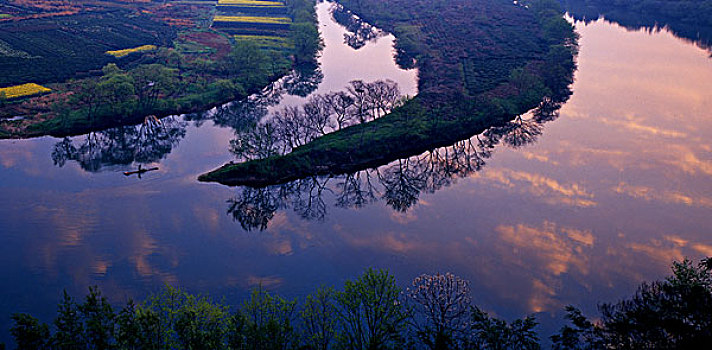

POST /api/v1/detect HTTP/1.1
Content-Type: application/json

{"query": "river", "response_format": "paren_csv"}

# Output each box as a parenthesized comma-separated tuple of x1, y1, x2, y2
(0, 2, 711, 344)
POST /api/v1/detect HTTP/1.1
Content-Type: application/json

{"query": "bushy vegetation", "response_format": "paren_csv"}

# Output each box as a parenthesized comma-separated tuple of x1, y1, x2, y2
(8, 269, 540, 350)
(9, 259, 712, 349)
(551, 258, 712, 349)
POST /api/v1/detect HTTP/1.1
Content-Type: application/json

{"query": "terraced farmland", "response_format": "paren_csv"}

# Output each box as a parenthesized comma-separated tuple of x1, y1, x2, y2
(212, 0, 292, 50)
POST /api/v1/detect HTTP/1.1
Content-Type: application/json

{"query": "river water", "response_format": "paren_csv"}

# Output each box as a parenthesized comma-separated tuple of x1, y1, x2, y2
(1, 2, 711, 343)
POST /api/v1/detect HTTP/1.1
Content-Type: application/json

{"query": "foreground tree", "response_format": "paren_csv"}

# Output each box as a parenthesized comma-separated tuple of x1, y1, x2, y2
(552, 258, 712, 349)
(407, 273, 471, 350)
(336, 268, 409, 349)
(9, 314, 49, 350)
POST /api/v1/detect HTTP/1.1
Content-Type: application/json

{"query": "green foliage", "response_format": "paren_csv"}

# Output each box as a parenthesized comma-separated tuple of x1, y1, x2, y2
(53, 290, 85, 348)
(468, 307, 540, 350)
(552, 258, 712, 349)
(225, 40, 271, 87)
(335, 268, 409, 349)
(15, 260, 711, 350)
(80, 286, 116, 349)
(130, 64, 179, 110)
(115, 299, 161, 350)
(139, 285, 231, 349)
(230, 287, 298, 349)
(301, 287, 339, 350)
(10, 314, 50, 350)
(290, 22, 324, 65)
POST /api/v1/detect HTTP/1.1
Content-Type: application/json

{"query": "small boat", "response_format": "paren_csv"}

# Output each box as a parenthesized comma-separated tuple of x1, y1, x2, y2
(123, 165, 159, 178)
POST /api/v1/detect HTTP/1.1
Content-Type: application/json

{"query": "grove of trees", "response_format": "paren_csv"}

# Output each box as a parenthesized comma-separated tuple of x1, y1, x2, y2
(8, 258, 712, 349)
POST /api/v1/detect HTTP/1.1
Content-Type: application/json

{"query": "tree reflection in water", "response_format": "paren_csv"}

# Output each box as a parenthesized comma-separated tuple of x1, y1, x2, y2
(330, 3, 385, 50)
(185, 64, 323, 132)
(563, 0, 712, 54)
(51, 64, 324, 173)
(51, 116, 187, 172)
(226, 98, 565, 231)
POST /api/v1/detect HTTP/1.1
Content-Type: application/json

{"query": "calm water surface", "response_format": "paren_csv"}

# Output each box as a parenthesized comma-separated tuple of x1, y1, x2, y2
(1, 4, 711, 343)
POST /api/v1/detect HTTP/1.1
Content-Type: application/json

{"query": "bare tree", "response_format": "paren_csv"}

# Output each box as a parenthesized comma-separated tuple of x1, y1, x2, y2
(230, 123, 280, 161)
(323, 91, 355, 130)
(302, 94, 334, 136)
(407, 273, 471, 350)
(365, 79, 401, 118)
(272, 106, 311, 151)
(346, 80, 373, 124)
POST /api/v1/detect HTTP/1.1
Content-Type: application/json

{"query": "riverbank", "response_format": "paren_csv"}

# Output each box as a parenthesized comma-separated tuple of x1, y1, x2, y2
(200, 0, 579, 186)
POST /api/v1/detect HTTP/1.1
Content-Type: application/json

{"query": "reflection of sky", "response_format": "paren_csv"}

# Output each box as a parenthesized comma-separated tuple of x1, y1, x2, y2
(0, 14, 711, 346)
(274, 2, 418, 108)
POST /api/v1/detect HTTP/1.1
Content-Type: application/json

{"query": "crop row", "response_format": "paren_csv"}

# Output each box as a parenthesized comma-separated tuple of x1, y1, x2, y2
(0, 83, 51, 99)
(213, 15, 291, 24)
(217, 5, 288, 15)
(217, 0, 285, 7)
(106, 44, 157, 58)
(234, 34, 292, 49)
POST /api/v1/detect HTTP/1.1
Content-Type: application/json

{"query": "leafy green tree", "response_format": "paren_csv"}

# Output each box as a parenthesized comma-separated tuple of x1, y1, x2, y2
(300, 286, 339, 350)
(101, 63, 123, 77)
(224, 40, 270, 89)
(290, 22, 324, 65)
(173, 292, 231, 349)
(98, 68, 136, 116)
(116, 300, 161, 350)
(70, 79, 103, 123)
(79, 286, 116, 349)
(130, 64, 178, 110)
(552, 258, 712, 349)
(230, 287, 298, 350)
(0, 91, 7, 107)
(467, 307, 540, 350)
(10, 313, 50, 349)
(336, 268, 409, 350)
(52, 290, 85, 349)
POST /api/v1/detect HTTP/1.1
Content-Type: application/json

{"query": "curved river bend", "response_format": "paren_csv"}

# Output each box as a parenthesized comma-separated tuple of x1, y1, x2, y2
(0, 3, 711, 343)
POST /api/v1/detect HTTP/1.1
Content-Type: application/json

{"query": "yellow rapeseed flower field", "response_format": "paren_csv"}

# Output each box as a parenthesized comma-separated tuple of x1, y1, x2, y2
(0, 83, 51, 99)
(218, 0, 284, 6)
(213, 15, 291, 24)
(106, 45, 157, 58)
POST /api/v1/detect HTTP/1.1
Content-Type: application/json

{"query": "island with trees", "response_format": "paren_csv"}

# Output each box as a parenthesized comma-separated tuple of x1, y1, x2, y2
(0, 0, 321, 139)
(199, 0, 579, 186)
